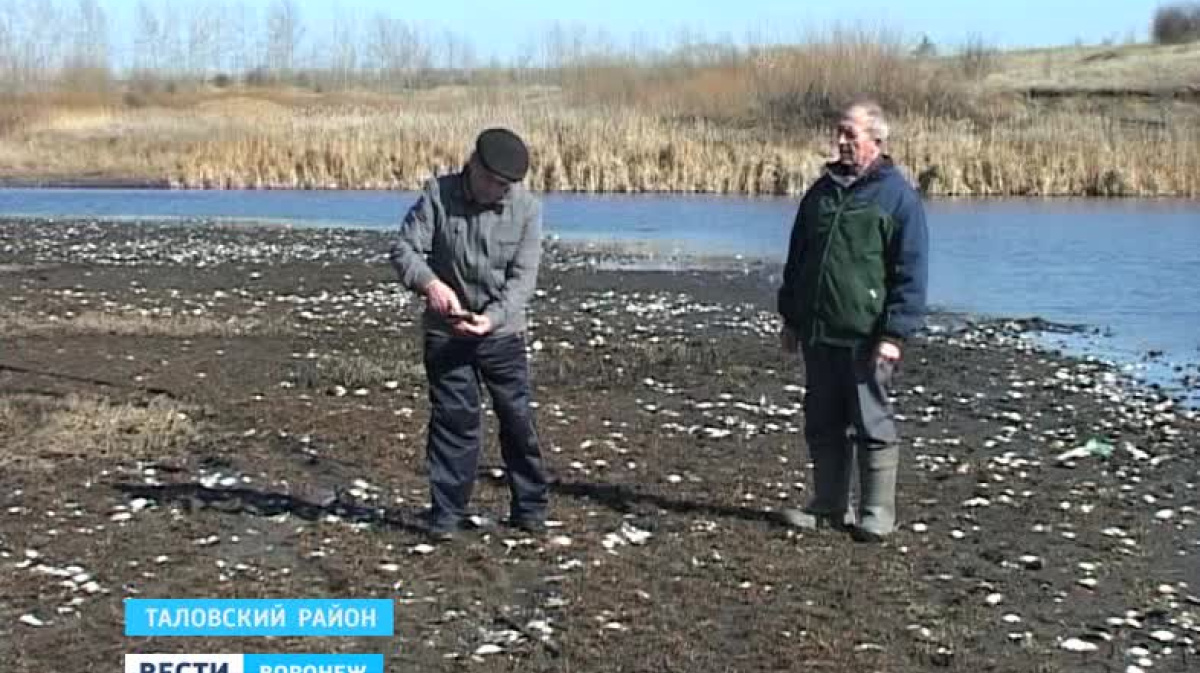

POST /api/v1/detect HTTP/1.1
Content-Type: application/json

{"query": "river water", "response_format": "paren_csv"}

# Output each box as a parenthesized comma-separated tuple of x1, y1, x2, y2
(1, 188, 1196, 402)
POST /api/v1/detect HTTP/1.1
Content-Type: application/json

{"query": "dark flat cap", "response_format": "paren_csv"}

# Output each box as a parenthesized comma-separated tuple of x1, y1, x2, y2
(475, 128, 529, 181)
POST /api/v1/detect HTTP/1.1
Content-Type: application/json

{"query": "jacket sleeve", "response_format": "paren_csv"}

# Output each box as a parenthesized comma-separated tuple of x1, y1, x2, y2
(389, 180, 439, 292)
(776, 196, 809, 331)
(881, 188, 929, 341)
(482, 199, 542, 332)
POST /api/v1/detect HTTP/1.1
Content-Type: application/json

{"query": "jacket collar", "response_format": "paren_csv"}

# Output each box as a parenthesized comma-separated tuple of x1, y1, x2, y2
(824, 155, 893, 189)
(458, 165, 510, 214)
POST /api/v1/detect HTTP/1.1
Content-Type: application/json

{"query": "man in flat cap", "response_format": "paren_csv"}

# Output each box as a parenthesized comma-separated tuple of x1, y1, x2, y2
(390, 128, 548, 540)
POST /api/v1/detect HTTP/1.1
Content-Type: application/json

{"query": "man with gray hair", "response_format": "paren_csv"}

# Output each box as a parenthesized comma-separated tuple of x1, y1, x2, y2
(776, 101, 929, 542)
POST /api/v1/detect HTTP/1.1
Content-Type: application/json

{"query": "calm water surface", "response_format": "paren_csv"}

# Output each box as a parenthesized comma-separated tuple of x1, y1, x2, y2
(1, 188, 1196, 400)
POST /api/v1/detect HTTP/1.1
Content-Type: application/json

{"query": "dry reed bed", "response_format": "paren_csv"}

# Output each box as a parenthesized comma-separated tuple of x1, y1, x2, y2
(3, 94, 1199, 197)
(158, 103, 1200, 197)
(4, 31, 1200, 196)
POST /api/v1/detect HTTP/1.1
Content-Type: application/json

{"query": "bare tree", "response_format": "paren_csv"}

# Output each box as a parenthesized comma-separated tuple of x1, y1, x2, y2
(133, 0, 163, 72)
(264, 0, 303, 74)
(70, 0, 108, 68)
(158, 1, 186, 78)
(19, 0, 65, 87)
(542, 21, 577, 68)
(185, 1, 224, 75)
(328, 10, 359, 88)
(0, 0, 15, 87)
(514, 32, 538, 71)
(367, 13, 429, 86)
(225, 0, 256, 75)
(438, 28, 477, 73)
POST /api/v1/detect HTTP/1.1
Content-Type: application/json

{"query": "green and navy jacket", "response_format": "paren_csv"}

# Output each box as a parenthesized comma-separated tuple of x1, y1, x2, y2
(777, 156, 929, 347)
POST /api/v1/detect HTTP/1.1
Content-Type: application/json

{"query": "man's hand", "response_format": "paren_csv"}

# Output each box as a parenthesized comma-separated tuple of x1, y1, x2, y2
(424, 279, 463, 316)
(876, 340, 902, 362)
(780, 325, 798, 354)
(452, 313, 494, 337)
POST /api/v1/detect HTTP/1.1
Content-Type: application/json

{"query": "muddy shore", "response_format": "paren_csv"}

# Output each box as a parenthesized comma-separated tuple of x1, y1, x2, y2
(1, 218, 1197, 672)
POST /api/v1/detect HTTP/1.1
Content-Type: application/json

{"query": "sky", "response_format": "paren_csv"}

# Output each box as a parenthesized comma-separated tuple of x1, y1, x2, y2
(102, 0, 1167, 63)
(295, 0, 1158, 52)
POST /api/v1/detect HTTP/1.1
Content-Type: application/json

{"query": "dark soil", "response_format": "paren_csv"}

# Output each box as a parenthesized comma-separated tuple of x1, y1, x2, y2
(1, 218, 1197, 672)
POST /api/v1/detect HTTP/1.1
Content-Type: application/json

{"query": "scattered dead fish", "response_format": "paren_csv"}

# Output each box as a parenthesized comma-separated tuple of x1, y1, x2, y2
(1060, 637, 1098, 653)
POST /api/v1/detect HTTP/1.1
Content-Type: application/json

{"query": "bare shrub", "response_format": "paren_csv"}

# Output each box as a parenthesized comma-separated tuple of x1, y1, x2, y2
(1153, 3, 1200, 44)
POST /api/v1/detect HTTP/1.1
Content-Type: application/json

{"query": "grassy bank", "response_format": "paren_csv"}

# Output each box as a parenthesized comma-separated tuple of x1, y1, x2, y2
(2, 40, 1199, 197)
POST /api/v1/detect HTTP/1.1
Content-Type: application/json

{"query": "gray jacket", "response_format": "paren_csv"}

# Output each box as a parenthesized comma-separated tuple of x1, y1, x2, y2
(389, 171, 543, 336)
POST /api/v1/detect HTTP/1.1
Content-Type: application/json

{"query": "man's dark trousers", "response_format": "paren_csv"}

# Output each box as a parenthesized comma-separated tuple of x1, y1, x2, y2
(423, 332, 548, 528)
(802, 342, 900, 535)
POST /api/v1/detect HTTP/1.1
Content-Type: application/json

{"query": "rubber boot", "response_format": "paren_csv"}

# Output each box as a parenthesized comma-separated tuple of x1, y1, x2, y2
(802, 442, 855, 529)
(854, 446, 899, 540)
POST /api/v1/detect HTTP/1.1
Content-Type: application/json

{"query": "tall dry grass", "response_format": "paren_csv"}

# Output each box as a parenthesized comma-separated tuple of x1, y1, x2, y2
(3, 34, 1200, 197)
(157, 100, 1200, 197)
(172, 102, 826, 195)
(560, 29, 974, 129)
(0, 393, 196, 468)
(895, 112, 1200, 196)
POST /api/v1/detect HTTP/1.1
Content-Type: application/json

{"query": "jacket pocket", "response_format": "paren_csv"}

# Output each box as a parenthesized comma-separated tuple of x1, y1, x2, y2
(485, 225, 522, 265)
(821, 271, 884, 338)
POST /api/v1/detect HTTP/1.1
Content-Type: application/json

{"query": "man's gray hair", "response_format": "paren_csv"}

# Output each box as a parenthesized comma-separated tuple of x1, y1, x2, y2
(845, 100, 890, 143)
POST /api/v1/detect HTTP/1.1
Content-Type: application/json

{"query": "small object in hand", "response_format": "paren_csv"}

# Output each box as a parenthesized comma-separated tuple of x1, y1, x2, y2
(448, 310, 473, 323)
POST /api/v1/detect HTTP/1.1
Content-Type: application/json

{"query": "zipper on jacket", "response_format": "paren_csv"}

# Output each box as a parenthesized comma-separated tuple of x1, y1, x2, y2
(811, 186, 850, 345)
